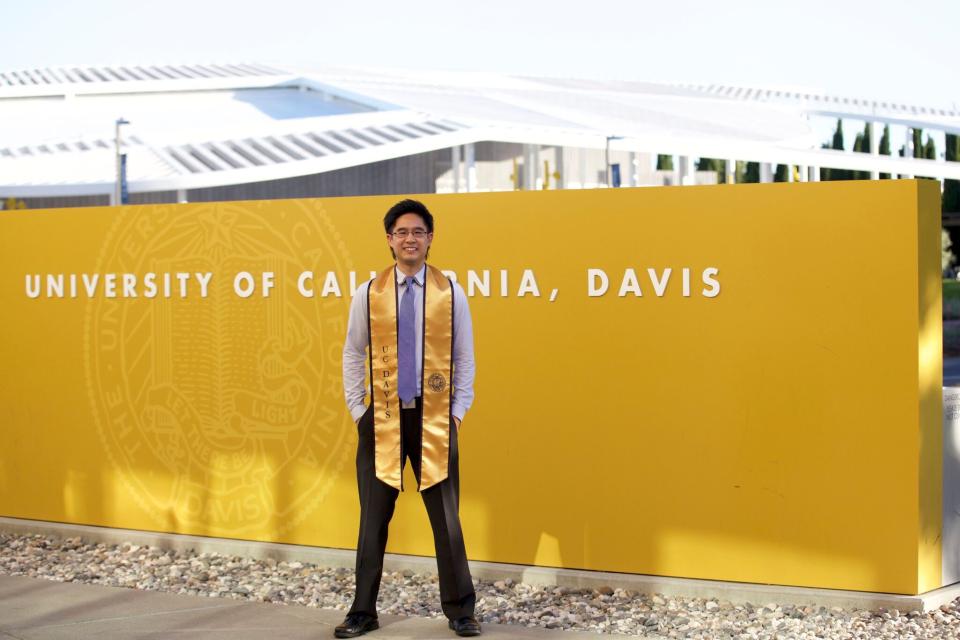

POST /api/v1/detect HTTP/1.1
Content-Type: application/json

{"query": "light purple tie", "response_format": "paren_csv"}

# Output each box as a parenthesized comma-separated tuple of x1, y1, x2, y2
(398, 275, 417, 404)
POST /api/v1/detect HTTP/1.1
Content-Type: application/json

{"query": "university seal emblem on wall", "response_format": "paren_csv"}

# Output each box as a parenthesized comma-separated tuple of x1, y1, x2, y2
(84, 200, 353, 536)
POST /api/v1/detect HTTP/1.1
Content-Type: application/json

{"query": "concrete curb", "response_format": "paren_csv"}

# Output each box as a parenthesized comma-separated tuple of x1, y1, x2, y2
(2, 516, 958, 613)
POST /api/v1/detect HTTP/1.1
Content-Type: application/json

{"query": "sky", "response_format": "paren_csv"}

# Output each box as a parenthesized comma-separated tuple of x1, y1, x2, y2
(3, 0, 958, 110)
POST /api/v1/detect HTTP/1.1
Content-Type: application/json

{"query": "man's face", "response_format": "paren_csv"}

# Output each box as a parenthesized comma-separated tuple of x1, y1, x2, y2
(387, 213, 433, 266)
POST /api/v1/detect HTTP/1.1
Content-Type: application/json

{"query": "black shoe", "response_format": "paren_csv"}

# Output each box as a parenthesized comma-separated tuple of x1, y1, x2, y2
(448, 616, 482, 637)
(334, 613, 379, 638)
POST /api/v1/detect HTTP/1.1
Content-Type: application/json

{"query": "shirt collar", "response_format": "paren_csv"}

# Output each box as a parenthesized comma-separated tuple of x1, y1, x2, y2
(395, 264, 425, 286)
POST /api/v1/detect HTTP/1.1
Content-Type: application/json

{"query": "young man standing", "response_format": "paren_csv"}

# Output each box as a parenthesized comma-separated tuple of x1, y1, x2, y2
(337, 199, 480, 638)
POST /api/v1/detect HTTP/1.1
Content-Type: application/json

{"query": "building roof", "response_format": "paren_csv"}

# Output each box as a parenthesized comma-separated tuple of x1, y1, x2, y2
(680, 82, 960, 131)
(2, 63, 959, 197)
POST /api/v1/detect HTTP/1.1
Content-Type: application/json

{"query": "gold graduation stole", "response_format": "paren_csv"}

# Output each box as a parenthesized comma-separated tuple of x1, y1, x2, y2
(367, 264, 453, 491)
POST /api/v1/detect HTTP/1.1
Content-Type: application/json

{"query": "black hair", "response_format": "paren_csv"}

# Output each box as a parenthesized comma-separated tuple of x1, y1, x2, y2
(383, 199, 434, 234)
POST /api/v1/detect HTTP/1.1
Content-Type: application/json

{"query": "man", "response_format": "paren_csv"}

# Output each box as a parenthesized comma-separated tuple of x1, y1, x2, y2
(336, 199, 480, 638)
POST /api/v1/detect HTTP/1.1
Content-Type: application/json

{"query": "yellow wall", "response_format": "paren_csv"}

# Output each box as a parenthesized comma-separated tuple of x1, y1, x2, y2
(0, 180, 942, 594)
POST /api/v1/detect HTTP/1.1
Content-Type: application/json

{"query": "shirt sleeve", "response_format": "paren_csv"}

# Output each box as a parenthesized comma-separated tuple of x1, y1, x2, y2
(450, 281, 475, 422)
(342, 280, 371, 423)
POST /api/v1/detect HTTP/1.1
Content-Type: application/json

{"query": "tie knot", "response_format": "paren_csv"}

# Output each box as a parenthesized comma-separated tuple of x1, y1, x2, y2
(404, 276, 416, 288)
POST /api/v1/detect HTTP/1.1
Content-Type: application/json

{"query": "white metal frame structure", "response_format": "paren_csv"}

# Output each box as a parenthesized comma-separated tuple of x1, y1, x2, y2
(1, 63, 959, 201)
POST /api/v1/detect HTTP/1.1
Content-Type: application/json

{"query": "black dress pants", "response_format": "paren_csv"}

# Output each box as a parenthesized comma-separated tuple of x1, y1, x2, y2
(348, 399, 475, 620)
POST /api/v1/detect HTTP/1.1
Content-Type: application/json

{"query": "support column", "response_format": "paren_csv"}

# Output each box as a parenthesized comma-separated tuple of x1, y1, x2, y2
(464, 143, 476, 192)
(681, 156, 695, 185)
(726, 159, 736, 184)
(787, 164, 795, 183)
(810, 166, 820, 182)
(555, 146, 565, 189)
(578, 147, 586, 188)
(628, 152, 637, 187)
(533, 146, 541, 189)
(938, 129, 947, 191)
(760, 162, 773, 183)
(902, 127, 913, 179)
(451, 145, 461, 193)
(604, 138, 612, 187)
(870, 122, 880, 180)
(672, 154, 681, 187)
(798, 165, 808, 182)
(523, 144, 536, 190)
(675, 155, 690, 186)
(177, 189, 187, 203)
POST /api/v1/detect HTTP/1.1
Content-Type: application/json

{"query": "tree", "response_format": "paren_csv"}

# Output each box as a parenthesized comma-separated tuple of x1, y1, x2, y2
(740, 161, 759, 183)
(861, 121, 872, 152)
(852, 122, 871, 180)
(879, 124, 892, 179)
(656, 154, 674, 171)
(696, 157, 726, 183)
(822, 119, 852, 181)
(901, 128, 937, 158)
(910, 128, 936, 160)
(879, 125, 891, 154)
(832, 118, 845, 151)
(903, 128, 938, 180)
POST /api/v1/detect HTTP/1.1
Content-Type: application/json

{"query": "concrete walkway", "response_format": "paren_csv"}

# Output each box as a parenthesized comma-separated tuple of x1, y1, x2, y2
(0, 575, 635, 640)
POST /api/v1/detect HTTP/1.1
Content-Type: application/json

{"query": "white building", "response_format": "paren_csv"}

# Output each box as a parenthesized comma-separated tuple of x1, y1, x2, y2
(1, 62, 958, 209)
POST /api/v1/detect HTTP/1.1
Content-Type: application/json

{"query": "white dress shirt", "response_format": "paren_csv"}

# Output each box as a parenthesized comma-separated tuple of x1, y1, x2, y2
(342, 264, 475, 424)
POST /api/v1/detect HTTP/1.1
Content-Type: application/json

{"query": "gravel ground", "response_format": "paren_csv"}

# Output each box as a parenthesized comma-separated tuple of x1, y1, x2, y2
(1, 532, 959, 639)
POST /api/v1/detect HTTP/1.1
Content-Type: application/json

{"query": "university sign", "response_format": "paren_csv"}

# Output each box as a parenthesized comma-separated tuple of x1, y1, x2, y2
(0, 181, 948, 596)
(23, 267, 723, 300)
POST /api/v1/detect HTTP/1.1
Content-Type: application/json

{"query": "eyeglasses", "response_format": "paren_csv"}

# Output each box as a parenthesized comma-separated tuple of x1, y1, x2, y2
(391, 229, 429, 239)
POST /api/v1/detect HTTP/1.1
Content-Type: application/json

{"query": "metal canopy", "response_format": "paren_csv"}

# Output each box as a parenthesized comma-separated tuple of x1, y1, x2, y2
(1, 63, 959, 197)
